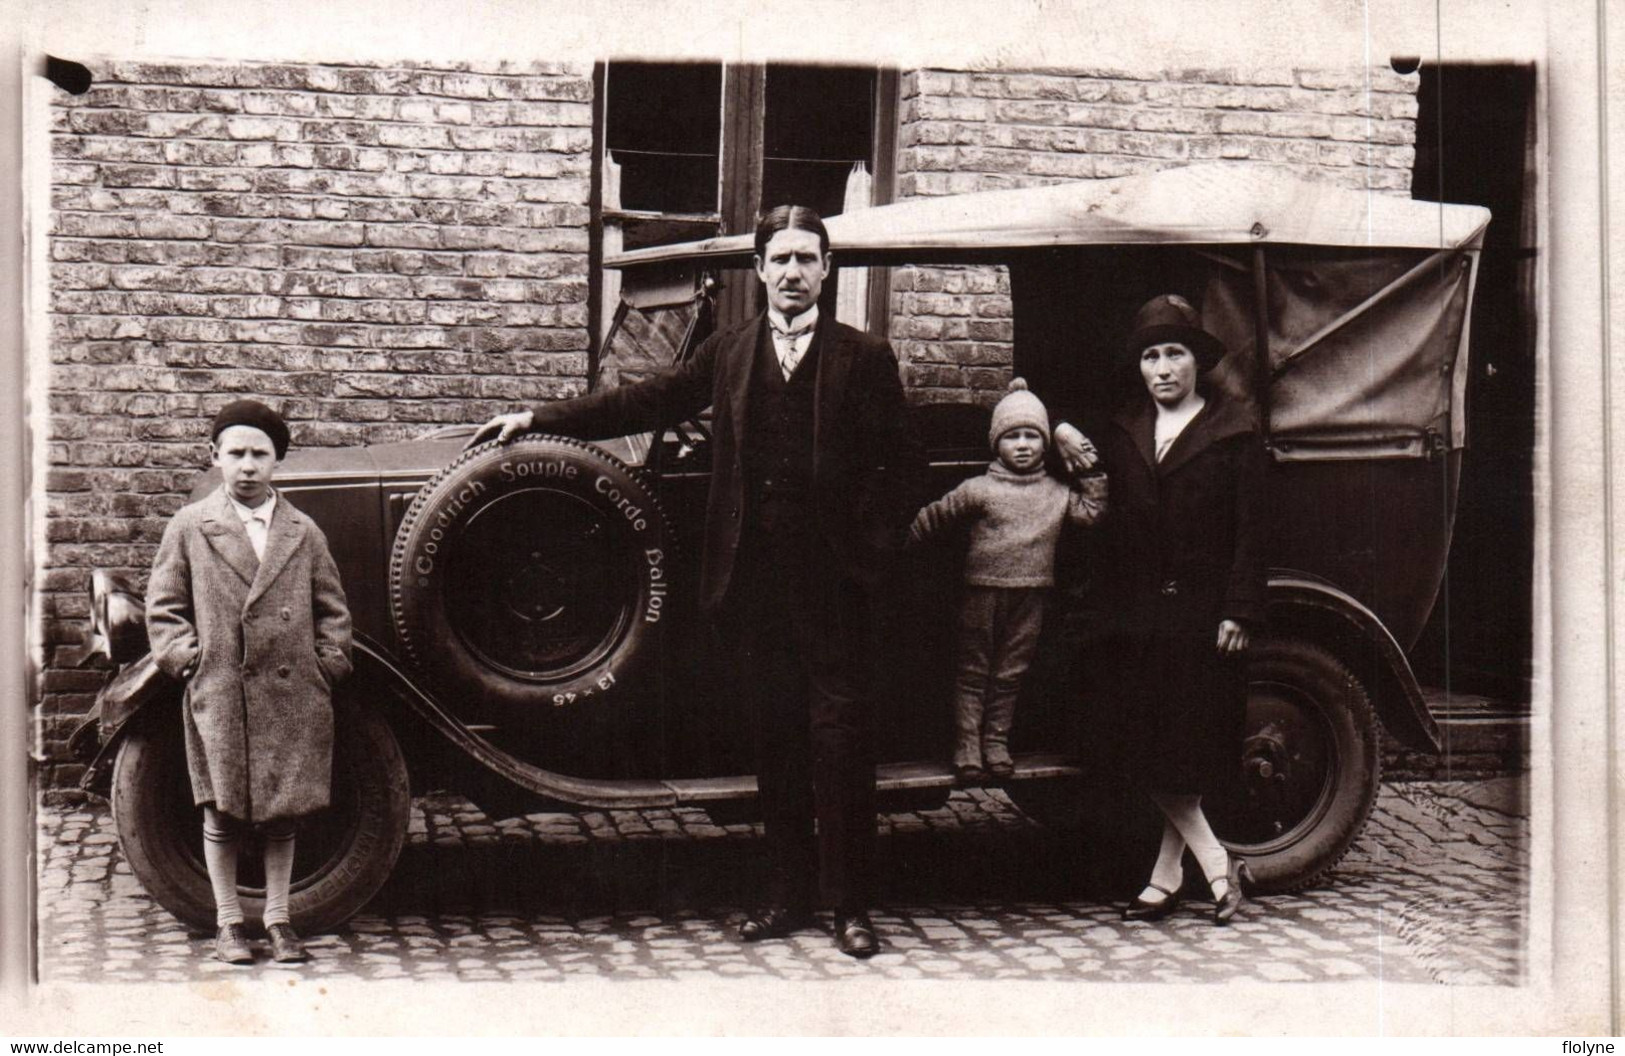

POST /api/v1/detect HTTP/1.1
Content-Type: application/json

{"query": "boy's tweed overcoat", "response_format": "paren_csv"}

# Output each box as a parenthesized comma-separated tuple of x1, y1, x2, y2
(147, 486, 353, 822)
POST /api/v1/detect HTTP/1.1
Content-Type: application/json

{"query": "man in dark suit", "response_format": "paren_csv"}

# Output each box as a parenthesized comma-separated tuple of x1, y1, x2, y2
(471, 205, 922, 958)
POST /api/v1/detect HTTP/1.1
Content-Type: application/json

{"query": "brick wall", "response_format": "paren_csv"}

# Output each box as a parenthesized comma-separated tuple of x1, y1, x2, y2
(889, 65, 1420, 404)
(40, 59, 594, 787)
(35, 57, 1429, 787)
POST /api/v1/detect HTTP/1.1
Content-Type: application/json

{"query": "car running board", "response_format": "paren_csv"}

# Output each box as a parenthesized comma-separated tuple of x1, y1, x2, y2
(661, 752, 1083, 804)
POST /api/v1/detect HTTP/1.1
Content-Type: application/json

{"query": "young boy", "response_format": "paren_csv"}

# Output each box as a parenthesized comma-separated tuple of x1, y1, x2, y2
(146, 400, 352, 965)
(909, 379, 1106, 784)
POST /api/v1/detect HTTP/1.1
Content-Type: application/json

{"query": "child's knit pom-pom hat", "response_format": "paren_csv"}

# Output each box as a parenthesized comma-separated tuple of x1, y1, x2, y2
(988, 377, 1051, 451)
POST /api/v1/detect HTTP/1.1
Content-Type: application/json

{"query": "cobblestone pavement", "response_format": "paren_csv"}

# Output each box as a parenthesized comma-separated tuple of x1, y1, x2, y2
(35, 778, 1526, 985)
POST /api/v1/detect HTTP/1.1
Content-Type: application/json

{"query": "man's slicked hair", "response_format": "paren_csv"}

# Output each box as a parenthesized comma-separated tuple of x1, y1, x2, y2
(754, 204, 830, 258)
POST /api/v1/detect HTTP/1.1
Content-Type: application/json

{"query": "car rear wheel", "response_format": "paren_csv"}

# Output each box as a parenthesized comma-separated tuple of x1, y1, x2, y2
(1005, 638, 1379, 894)
(110, 698, 410, 934)
(1205, 638, 1380, 893)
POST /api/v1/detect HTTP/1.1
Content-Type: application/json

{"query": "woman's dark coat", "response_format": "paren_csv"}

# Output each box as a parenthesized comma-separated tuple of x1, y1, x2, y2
(1096, 392, 1269, 794)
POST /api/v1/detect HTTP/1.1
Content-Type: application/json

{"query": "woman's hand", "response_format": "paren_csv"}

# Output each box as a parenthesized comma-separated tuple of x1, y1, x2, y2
(1216, 619, 1249, 655)
(1053, 422, 1099, 474)
(466, 410, 535, 450)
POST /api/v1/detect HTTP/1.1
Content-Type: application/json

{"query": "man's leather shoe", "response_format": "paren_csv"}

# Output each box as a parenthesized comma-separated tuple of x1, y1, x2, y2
(738, 906, 812, 943)
(266, 922, 310, 963)
(214, 923, 253, 965)
(833, 913, 879, 958)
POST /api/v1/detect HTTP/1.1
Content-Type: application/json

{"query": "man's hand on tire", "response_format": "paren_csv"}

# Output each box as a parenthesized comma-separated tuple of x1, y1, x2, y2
(466, 410, 534, 450)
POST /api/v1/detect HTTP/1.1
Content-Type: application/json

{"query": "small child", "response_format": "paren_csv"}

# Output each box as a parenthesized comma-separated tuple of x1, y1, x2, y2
(909, 379, 1106, 784)
(146, 400, 352, 965)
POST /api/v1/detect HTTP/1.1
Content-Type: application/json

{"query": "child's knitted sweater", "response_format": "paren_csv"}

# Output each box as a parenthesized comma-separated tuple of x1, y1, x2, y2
(909, 462, 1107, 587)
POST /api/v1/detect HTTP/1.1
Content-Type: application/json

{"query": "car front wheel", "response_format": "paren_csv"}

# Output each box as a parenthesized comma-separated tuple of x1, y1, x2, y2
(110, 696, 411, 934)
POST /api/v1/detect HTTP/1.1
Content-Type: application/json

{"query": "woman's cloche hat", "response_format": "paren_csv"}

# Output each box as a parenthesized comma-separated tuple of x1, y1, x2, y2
(1123, 293, 1227, 373)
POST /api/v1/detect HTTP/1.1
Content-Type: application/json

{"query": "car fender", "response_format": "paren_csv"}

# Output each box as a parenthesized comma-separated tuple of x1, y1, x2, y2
(78, 653, 180, 798)
(350, 635, 679, 810)
(1265, 572, 1442, 753)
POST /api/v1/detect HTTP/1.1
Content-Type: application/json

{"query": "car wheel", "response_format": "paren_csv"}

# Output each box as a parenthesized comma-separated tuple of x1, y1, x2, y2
(390, 435, 671, 725)
(110, 698, 410, 934)
(1203, 638, 1380, 893)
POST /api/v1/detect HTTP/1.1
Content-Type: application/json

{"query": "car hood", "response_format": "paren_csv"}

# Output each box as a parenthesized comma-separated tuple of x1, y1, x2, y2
(187, 430, 653, 500)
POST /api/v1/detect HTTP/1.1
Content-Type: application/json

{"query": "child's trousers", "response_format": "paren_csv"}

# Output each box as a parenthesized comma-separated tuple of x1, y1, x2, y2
(951, 586, 1046, 770)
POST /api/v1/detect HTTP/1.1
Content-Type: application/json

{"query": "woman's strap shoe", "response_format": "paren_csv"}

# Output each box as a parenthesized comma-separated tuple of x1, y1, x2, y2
(1213, 858, 1254, 926)
(1122, 883, 1181, 922)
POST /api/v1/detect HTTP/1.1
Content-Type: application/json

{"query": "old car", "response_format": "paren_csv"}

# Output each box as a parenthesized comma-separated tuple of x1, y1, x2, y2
(71, 163, 1490, 932)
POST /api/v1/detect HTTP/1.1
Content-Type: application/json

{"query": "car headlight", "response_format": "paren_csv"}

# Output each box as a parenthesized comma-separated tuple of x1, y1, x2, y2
(86, 569, 148, 666)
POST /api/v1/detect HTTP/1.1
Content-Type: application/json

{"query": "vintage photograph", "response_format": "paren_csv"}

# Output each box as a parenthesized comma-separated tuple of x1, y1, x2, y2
(3, 0, 1608, 1037)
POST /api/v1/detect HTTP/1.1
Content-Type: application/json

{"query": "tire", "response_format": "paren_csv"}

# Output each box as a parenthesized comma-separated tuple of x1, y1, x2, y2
(390, 435, 671, 724)
(1203, 638, 1380, 893)
(110, 698, 411, 934)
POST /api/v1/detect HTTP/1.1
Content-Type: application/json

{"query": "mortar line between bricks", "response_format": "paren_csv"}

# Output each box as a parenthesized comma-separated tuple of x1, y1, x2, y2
(54, 131, 591, 146)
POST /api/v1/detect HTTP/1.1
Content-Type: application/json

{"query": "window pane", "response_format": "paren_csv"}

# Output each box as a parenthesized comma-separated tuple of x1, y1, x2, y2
(764, 65, 874, 162)
(605, 62, 722, 215)
(761, 158, 857, 220)
(761, 65, 874, 218)
(597, 300, 697, 390)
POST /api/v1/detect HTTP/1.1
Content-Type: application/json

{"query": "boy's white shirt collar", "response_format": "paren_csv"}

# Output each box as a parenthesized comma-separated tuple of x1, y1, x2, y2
(225, 489, 275, 561)
(225, 488, 276, 523)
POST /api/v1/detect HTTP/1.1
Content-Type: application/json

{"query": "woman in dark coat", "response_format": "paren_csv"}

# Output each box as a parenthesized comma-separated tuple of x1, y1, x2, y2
(1061, 293, 1268, 925)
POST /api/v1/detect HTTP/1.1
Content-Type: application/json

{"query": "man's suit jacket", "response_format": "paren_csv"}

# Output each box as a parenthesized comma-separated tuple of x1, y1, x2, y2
(530, 312, 924, 616)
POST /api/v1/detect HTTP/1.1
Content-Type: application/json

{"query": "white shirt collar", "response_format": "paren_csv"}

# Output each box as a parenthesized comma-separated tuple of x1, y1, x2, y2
(767, 304, 819, 335)
(226, 489, 276, 524)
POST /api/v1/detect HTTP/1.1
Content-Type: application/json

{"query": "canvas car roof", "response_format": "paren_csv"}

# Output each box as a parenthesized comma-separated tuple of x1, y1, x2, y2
(604, 163, 1491, 270)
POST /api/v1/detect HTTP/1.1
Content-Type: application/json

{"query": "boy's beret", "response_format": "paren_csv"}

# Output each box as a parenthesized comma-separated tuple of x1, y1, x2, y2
(210, 399, 290, 459)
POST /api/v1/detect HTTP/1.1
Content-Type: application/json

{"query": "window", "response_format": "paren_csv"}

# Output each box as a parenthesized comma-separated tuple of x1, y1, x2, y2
(593, 62, 897, 348)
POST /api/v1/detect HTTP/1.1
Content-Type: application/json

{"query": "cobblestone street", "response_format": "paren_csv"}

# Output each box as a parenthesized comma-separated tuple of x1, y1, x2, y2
(35, 778, 1526, 985)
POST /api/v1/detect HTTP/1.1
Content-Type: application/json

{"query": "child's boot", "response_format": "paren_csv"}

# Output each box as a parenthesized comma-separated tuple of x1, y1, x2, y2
(952, 694, 986, 784)
(982, 692, 1017, 780)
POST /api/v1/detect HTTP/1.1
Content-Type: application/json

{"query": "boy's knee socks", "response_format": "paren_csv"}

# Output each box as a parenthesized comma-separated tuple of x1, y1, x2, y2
(201, 807, 244, 928)
(262, 826, 296, 927)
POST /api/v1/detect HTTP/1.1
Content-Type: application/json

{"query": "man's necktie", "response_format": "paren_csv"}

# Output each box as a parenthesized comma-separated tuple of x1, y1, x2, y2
(771, 322, 813, 379)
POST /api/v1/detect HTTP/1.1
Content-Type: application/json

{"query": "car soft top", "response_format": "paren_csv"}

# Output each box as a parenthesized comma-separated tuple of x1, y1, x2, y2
(604, 162, 1491, 270)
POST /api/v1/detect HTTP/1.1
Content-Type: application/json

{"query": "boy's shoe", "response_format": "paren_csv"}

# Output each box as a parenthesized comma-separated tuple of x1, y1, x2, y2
(986, 759, 1014, 781)
(215, 923, 253, 965)
(266, 923, 310, 963)
(954, 763, 987, 786)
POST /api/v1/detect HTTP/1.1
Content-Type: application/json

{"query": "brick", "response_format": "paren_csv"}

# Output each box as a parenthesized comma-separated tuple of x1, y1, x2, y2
(1131, 109, 1219, 135)
(905, 96, 993, 124)
(1025, 153, 1095, 179)
(1296, 69, 1364, 91)
(177, 169, 254, 192)
(1232, 67, 1296, 87)
(905, 70, 960, 98)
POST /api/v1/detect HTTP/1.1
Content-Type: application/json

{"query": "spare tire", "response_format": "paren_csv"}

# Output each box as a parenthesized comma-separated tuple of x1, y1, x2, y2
(390, 435, 671, 722)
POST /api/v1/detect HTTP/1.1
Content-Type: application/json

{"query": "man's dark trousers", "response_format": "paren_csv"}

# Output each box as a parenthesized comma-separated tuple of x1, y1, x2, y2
(728, 523, 875, 915)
